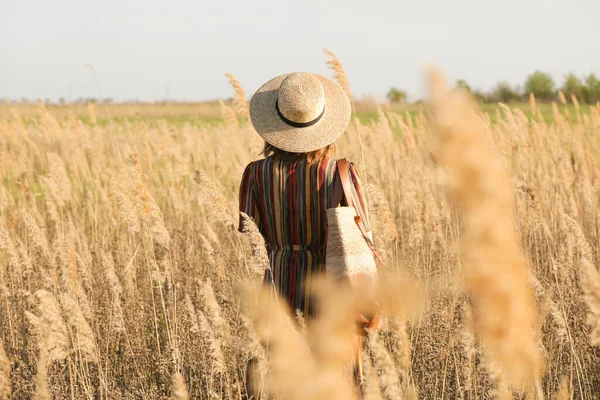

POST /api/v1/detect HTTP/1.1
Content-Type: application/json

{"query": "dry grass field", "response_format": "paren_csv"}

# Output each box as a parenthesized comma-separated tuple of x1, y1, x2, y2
(1, 60, 600, 399)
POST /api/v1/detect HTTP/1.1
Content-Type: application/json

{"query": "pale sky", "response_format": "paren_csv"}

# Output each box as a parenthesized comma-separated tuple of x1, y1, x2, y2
(1, 0, 599, 102)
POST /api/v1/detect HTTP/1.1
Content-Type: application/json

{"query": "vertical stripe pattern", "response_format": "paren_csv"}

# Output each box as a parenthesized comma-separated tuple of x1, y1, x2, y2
(239, 157, 371, 317)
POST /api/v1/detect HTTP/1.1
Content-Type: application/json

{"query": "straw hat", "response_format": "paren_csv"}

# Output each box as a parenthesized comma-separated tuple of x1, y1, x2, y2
(249, 72, 351, 153)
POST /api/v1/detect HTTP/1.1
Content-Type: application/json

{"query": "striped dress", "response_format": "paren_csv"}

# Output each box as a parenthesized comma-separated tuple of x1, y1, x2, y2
(238, 156, 371, 317)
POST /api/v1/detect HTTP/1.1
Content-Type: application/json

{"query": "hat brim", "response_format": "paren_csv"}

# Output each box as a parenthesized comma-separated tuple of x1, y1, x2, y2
(249, 73, 351, 153)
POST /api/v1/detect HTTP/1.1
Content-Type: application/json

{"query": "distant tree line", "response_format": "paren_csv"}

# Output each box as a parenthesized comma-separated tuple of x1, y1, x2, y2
(458, 71, 600, 104)
(387, 71, 600, 104)
(3, 97, 115, 105)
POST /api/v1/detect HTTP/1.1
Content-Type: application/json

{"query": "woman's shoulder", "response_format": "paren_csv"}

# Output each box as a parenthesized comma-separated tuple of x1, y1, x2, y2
(243, 158, 269, 172)
(330, 157, 358, 170)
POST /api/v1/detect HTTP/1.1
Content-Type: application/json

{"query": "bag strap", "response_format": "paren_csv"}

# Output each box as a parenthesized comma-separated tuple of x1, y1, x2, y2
(331, 165, 345, 210)
(333, 159, 383, 265)
(337, 159, 357, 210)
(333, 159, 366, 236)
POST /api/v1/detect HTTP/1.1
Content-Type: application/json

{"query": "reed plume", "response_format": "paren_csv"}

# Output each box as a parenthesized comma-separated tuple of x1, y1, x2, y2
(194, 171, 236, 228)
(199, 279, 231, 343)
(171, 372, 189, 400)
(428, 68, 540, 387)
(37, 99, 61, 134)
(0, 227, 20, 277)
(22, 212, 53, 266)
(365, 185, 399, 263)
(361, 350, 382, 400)
(240, 212, 270, 277)
(102, 252, 126, 333)
(246, 288, 320, 400)
(368, 331, 403, 399)
(46, 152, 72, 206)
(0, 339, 10, 400)
(26, 290, 70, 400)
(225, 73, 249, 117)
(554, 376, 571, 400)
(578, 258, 600, 345)
(558, 91, 567, 105)
(87, 102, 97, 124)
(323, 48, 352, 99)
(128, 150, 171, 249)
(563, 214, 593, 261)
(219, 99, 239, 127)
(59, 293, 98, 362)
(197, 307, 226, 374)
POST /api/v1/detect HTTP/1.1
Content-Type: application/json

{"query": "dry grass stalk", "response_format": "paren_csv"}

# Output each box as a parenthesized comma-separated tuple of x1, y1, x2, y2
(428, 68, 540, 386)
(361, 350, 382, 400)
(246, 288, 324, 400)
(365, 185, 399, 263)
(240, 312, 267, 395)
(16, 238, 34, 282)
(128, 151, 171, 249)
(194, 171, 236, 228)
(562, 214, 593, 261)
(323, 48, 352, 99)
(578, 258, 600, 345)
(0, 185, 15, 214)
(378, 275, 423, 322)
(558, 91, 567, 105)
(102, 252, 126, 333)
(368, 331, 403, 399)
(552, 376, 573, 400)
(0, 227, 20, 278)
(26, 290, 70, 363)
(171, 372, 189, 400)
(87, 102, 97, 124)
(553, 376, 571, 400)
(184, 293, 200, 334)
(199, 279, 231, 343)
(218, 99, 239, 127)
(304, 281, 359, 399)
(26, 290, 70, 400)
(0, 339, 11, 400)
(225, 73, 249, 117)
(197, 307, 226, 374)
(58, 222, 78, 296)
(529, 93, 537, 118)
(46, 152, 72, 206)
(484, 355, 513, 400)
(513, 179, 542, 219)
(240, 212, 270, 277)
(22, 212, 53, 266)
(571, 94, 580, 110)
(114, 188, 141, 234)
(387, 317, 412, 382)
(37, 99, 61, 134)
(59, 293, 98, 362)
(458, 300, 476, 392)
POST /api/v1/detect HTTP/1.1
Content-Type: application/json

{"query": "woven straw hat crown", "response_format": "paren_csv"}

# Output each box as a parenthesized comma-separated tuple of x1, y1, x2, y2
(249, 72, 351, 153)
(278, 73, 325, 124)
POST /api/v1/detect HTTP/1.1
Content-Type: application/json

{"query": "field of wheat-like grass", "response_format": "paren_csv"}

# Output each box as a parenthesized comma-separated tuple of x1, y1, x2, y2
(1, 64, 600, 399)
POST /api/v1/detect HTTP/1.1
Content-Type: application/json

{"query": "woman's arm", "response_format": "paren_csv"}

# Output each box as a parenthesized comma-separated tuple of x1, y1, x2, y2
(238, 163, 261, 232)
(348, 163, 372, 237)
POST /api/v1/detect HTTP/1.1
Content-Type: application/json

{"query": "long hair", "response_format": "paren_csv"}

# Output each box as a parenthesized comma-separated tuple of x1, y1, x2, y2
(262, 142, 336, 164)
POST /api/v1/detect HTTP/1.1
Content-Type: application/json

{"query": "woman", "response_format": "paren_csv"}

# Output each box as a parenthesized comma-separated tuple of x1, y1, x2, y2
(239, 72, 377, 394)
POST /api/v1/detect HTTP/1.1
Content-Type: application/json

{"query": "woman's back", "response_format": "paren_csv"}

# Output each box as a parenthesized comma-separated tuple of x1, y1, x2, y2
(239, 156, 370, 316)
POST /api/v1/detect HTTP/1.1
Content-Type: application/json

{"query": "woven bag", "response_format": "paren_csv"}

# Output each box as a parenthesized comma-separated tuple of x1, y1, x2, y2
(326, 159, 378, 280)
(326, 160, 381, 335)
